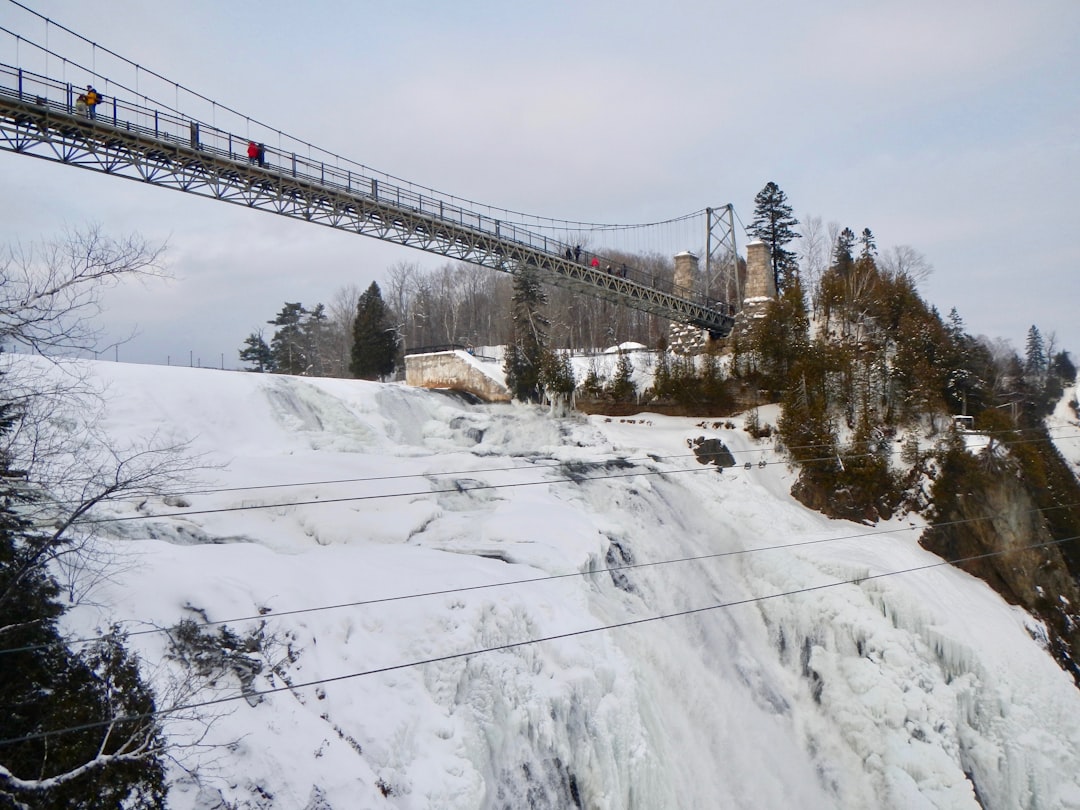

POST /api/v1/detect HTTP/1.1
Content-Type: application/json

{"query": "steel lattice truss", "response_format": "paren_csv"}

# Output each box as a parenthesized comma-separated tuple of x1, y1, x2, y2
(0, 91, 734, 336)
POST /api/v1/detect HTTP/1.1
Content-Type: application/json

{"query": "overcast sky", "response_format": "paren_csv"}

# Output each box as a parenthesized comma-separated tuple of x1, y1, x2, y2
(1, 0, 1078, 368)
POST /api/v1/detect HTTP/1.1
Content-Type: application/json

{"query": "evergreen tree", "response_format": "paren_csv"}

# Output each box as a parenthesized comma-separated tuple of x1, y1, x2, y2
(748, 181, 800, 292)
(539, 350, 576, 413)
(749, 275, 810, 394)
(350, 282, 397, 380)
(239, 331, 275, 372)
(859, 228, 877, 260)
(268, 302, 310, 375)
(1051, 351, 1077, 387)
(832, 228, 856, 276)
(605, 352, 636, 402)
(503, 264, 549, 402)
(303, 304, 330, 378)
(0, 382, 166, 808)
(1024, 325, 1046, 381)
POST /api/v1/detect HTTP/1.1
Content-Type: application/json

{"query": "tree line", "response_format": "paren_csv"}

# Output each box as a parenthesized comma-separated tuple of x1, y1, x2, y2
(238, 254, 679, 381)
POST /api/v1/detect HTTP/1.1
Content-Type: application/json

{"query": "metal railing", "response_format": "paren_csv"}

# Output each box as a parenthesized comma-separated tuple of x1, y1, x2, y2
(0, 62, 729, 318)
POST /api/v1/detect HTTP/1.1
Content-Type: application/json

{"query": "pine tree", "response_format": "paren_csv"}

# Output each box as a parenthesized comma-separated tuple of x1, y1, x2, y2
(268, 302, 310, 375)
(749, 275, 810, 394)
(859, 228, 877, 260)
(239, 331, 275, 372)
(605, 352, 636, 402)
(1025, 325, 1046, 381)
(832, 228, 856, 276)
(539, 350, 576, 413)
(303, 304, 330, 378)
(0, 381, 166, 808)
(748, 181, 800, 292)
(350, 282, 397, 380)
(503, 264, 549, 402)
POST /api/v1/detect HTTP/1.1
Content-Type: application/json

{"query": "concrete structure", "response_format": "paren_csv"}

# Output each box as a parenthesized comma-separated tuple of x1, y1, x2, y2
(743, 241, 776, 299)
(728, 240, 778, 344)
(668, 252, 707, 354)
(673, 251, 698, 292)
(404, 350, 511, 402)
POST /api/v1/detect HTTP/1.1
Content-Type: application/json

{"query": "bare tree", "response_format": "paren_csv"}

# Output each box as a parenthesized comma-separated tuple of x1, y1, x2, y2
(797, 214, 828, 314)
(0, 227, 230, 805)
(324, 283, 364, 377)
(0, 225, 166, 355)
(879, 244, 933, 287)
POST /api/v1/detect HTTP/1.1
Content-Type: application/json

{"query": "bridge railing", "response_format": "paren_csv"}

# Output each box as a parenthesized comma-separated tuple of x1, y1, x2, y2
(0, 63, 724, 314)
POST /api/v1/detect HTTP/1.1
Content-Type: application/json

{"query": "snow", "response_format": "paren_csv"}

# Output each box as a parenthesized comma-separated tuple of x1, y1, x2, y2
(18, 354, 1080, 809)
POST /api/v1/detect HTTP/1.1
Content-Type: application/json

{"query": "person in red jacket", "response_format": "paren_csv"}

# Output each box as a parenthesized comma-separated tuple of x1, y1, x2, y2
(247, 141, 260, 165)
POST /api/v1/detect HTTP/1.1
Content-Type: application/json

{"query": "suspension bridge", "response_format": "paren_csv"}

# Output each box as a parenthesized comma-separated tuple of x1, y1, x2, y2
(0, 8, 743, 337)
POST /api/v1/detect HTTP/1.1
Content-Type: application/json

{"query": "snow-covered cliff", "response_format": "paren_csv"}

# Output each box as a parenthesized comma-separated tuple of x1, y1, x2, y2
(32, 356, 1080, 809)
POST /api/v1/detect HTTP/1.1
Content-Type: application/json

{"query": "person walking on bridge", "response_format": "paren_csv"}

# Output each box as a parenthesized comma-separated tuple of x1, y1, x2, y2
(85, 85, 99, 120)
(247, 140, 260, 165)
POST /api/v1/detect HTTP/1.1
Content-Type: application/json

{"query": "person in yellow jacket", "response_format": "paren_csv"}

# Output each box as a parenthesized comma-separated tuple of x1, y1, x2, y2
(85, 85, 99, 120)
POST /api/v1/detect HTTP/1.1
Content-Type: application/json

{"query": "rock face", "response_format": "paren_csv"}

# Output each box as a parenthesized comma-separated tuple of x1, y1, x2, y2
(921, 457, 1080, 684)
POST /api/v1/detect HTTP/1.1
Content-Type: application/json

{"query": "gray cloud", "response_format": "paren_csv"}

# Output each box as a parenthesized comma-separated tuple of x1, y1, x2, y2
(2, 0, 1078, 365)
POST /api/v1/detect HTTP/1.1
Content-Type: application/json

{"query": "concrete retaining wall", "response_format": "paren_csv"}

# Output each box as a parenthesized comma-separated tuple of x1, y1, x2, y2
(404, 351, 511, 402)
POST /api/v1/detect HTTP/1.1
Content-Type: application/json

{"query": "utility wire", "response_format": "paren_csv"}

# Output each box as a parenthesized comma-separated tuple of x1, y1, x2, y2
(3, 530, 1078, 748)
(66, 450, 873, 526)
(2, 1, 713, 235)
(66, 427, 1080, 526)
(33, 424, 1075, 506)
(4, 497, 1077, 659)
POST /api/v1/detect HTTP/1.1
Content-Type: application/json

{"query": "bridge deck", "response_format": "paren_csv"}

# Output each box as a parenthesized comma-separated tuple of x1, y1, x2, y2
(0, 64, 734, 336)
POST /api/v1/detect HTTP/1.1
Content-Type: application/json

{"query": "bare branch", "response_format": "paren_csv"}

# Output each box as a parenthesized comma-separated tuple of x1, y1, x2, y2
(0, 224, 167, 356)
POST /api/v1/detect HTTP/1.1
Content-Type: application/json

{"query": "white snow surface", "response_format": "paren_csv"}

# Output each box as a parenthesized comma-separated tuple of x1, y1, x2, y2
(24, 355, 1080, 810)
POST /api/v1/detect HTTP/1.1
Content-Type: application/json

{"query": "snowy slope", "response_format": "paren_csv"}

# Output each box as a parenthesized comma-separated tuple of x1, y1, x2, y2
(21, 355, 1080, 810)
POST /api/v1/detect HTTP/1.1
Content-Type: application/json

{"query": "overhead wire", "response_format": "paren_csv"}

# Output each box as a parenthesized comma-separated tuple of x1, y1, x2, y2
(1, 2, 716, 237)
(0, 423, 1063, 653)
(3, 528, 1079, 749)
(3, 485, 1078, 659)
(22, 422, 1079, 515)
(1, 0, 1077, 745)
(40, 426, 1078, 520)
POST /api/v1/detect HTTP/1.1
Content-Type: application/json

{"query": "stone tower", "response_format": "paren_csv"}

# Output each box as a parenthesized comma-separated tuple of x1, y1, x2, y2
(668, 251, 709, 354)
(673, 251, 698, 292)
(743, 241, 776, 300)
(727, 240, 777, 345)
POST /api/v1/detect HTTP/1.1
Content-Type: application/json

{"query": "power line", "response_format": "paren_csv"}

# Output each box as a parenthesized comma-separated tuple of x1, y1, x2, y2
(1, 2, 718, 236)
(64, 449, 870, 526)
(62, 425, 1080, 526)
(5, 497, 1077, 659)
(59, 424, 1074, 504)
(3, 530, 1077, 748)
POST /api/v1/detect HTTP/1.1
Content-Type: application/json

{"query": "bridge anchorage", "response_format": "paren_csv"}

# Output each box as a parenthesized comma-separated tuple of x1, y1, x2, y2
(0, 63, 737, 338)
